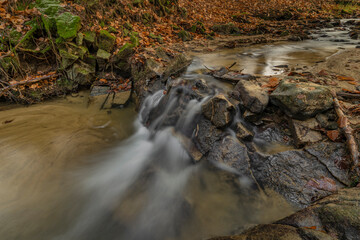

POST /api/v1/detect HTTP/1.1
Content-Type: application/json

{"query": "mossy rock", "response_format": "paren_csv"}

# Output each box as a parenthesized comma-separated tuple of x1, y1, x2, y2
(96, 49, 111, 60)
(211, 23, 240, 35)
(76, 33, 84, 45)
(59, 49, 79, 69)
(97, 30, 116, 52)
(149, 33, 164, 43)
(67, 61, 95, 85)
(130, 32, 140, 47)
(56, 12, 81, 39)
(116, 42, 134, 60)
(84, 54, 97, 69)
(189, 21, 206, 34)
(178, 30, 192, 41)
(83, 31, 96, 44)
(35, 0, 61, 17)
(65, 42, 88, 59)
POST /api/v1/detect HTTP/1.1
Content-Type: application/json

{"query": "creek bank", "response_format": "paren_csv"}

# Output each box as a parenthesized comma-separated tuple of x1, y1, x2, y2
(210, 187, 360, 240)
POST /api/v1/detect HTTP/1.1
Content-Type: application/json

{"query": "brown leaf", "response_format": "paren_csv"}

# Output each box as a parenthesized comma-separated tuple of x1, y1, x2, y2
(326, 130, 339, 141)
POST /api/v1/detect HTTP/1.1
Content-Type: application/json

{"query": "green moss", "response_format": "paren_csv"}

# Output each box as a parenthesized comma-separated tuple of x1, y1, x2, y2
(130, 32, 140, 47)
(76, 33, 84, 45)
(123, 22, 133, 30)
(178, 30, 192, 41)
(56, 12, 81, 39)
(83, 31, 96, 43)
(35, 0, 61, 17)
(189, 21, 206, 34)
(98, 30, 116, 52)
(59, 49, 79, 69)
(96, 49, 111, 60)
(108, 26, 118, 34)
(149, 33, 164, 43)
(66, 42, 88, 59)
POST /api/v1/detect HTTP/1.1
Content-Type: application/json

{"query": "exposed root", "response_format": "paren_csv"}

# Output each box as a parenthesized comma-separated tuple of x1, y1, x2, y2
(332, 91, 360, 175)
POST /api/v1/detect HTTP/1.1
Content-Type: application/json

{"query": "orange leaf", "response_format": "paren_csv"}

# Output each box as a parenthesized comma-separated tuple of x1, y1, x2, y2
(337, 76, 355, 81)
(327, 130, 339, 141)
(337, 116, 347, 128)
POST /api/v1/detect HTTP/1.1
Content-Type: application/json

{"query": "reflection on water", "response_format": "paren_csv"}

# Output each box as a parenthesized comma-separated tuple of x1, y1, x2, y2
(188, 25, 359, 76)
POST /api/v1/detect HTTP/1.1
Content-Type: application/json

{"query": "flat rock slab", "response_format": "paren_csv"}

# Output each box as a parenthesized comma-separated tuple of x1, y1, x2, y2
(88, 86, 131, 109)
(270, 80, 333, 119)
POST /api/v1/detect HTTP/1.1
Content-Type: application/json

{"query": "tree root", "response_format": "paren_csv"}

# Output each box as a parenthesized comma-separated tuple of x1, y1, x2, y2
(0, 73, 58, 95)
(332, 91, 359, 175)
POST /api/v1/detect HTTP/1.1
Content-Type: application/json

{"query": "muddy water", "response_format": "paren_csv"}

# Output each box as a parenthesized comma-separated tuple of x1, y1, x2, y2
(0, 92, 137, 239)
(0, 24, 358, 240)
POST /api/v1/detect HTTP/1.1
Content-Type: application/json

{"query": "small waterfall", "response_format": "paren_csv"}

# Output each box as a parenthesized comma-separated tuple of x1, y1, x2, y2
(58, 88, 208, 240)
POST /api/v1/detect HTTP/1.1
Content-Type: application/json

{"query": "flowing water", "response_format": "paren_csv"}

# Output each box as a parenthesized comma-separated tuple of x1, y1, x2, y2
(0, 23, 358, 240)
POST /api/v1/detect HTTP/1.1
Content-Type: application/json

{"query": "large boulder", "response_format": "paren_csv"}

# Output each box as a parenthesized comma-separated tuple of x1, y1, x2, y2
(248, 141, 349, 208)
(202, 94, 235, 128)
(231, 80, 269, 113)
(270, 80, 333, 119)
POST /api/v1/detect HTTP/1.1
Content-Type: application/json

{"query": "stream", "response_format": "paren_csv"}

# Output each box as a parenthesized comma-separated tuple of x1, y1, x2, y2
(0, 22, 358, 240)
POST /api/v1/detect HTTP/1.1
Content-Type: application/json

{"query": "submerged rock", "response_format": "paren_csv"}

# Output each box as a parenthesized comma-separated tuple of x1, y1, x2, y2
(202, 94, 235, 128)
(270, 80, 333, 119)
(231, 80, 269, 113)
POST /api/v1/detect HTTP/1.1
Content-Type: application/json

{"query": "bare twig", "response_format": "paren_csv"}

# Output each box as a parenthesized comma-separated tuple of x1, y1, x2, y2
(227, 62, 237, 70)
(0, 73, 58, 94)
(332, 91, 359, 175)
(337, 91, 360, 99)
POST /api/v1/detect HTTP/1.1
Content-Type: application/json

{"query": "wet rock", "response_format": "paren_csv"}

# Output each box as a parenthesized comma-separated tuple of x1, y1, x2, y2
(207, 136, 254, 180)
(88, 86, 131, 109)
(305, 142, 351, 186)
(290, 118, 323, 147)
(231, 80, 269, 114)
(270, 80, 333, 120)
(276, 188, 360, 240)
(213, 188, 360, 240)
(349, 30, 359, 40)
(194, 117, 223, 155)
(316, 113, 338, 130)
(209, 224, 303, 240)
(112, 91, 131, 107)
(202, 94, 235, 128)
(88, 86, 112, 109)
(248, 142, 348, 208)
(235, 122, 253, 141)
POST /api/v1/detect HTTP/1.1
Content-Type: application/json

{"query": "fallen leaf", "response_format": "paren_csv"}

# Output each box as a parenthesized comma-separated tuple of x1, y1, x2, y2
(327, 130, 339, 141)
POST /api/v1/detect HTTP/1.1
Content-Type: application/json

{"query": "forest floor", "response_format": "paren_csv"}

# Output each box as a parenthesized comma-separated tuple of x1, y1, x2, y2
(0, 0, 359, 103)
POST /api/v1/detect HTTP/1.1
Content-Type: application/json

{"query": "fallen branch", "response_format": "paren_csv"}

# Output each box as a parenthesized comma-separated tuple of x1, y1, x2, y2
(332, 91, 359, 175)
(337, 91, 360, 99)
(0, 73, 58, 94)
